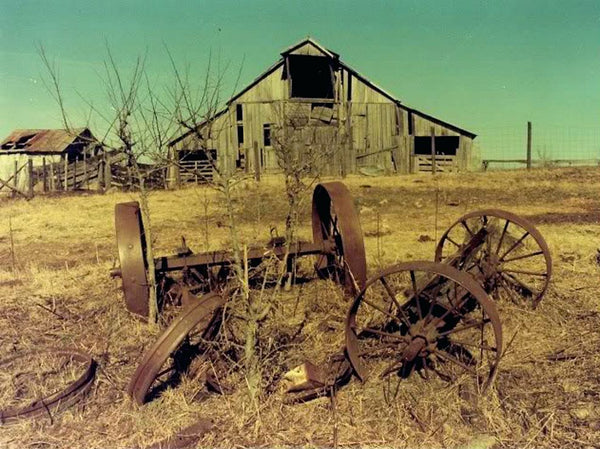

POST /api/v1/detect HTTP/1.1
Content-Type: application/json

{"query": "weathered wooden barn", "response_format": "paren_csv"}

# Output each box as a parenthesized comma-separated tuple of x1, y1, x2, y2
(0, 128, 103, 194)
(168, 38, 477, 183)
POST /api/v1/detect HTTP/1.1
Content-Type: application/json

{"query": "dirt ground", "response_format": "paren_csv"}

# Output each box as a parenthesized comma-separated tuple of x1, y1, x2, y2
(0, 167, 598, 449)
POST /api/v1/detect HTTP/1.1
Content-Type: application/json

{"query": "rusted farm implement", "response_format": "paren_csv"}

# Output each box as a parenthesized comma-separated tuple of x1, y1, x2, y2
(110, 182, 552, 405)
(112, 182, 367, 320)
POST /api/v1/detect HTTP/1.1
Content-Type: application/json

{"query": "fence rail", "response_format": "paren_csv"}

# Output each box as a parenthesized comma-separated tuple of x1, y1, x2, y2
(414, 155, 457, 173)
(482, 158, 600, 171)
(0, 150, 169, 198)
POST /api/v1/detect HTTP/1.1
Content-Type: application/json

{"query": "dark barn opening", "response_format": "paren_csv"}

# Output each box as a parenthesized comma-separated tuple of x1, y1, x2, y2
(288, 55, 334, 99)
(414, 136, 459, 156)
(178, 148, 217, 183)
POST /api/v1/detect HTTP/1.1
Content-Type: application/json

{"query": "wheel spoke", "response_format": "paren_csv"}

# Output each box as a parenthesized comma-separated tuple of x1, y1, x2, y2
(498, 231, 529, 260)
(501, 250, 544, 263)
(435, 286, 470, 323)
(495, 220, 510, 255)
(380, 360, 404, 378)
(500, 272, 537, 297)
(379, 276, 411, 326)
(438, 318, 489, 338)
(357, 342, 400, 357)
(351, 324, 407, 342)
(461, 220, 474, 236)
(421, 357, 430, 380)
(432, 348, 477, 376)
(500, 268, 547, 277)
(498, 276, 524, 304)
(409, 270, 423, 320)
(445, 236, 462, 248)
(360, 297, 405, 327)
(430, 363, 454, 383)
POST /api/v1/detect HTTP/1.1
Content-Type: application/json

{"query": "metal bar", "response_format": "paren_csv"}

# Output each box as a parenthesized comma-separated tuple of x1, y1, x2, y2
(154, 240, 327, 272)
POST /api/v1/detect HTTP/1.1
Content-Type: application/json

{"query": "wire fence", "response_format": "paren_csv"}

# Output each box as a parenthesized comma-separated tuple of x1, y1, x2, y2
(476, 124, 600, 170)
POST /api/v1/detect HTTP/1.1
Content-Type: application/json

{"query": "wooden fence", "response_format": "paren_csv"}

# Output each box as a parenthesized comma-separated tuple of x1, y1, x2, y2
(0, 151, 166, 198)
(413, 155, 457, 173)
(482, 158, 600, 171)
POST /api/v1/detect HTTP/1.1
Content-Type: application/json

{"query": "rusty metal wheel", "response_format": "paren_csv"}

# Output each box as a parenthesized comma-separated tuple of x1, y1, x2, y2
(0, 349, 96, 424)
(127, 291, 226, 405)
(435, 209, 552, 308)
(312, 182, 367, 295)
(346, 261, 503, 395)
(115, 201, 150, 319)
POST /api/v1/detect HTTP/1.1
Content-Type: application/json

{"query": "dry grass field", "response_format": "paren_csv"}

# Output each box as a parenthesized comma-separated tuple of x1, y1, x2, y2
(0, 167, 598, 449)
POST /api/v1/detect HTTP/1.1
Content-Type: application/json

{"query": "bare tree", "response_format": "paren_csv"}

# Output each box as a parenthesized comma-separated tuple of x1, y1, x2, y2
(270, 101, 344, 287)
(164, 51, 267, 402)
(38, 45, 176, 324)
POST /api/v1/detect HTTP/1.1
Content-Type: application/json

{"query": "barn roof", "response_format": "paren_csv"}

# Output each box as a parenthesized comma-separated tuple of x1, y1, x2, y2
(169, 37, 476, 146)
(0, 128, 96, 154)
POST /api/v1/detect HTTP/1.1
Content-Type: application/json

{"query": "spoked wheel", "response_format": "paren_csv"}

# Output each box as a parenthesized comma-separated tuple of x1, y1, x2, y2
(312, 182, 367, 296)
(127, 291, 226, 405)
(346, 261, 503, 395)
(115, 201, 150, 319)
(435, 209, 552, 308)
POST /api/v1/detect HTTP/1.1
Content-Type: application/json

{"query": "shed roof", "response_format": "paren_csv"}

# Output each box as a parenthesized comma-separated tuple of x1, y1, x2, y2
(0, 128, 96, 154)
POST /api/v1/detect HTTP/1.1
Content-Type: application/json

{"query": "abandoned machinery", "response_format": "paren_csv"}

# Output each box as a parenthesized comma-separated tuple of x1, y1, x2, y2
(111, 181, 552, 405)
(112, 181, 367, 319)
(0, 349, 97, 424)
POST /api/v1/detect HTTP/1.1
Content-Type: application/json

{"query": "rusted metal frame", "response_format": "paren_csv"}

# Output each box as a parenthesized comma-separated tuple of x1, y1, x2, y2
(113, 181, 367, 320)
(346, 261, 503, 392)
(127, 291, 227, 405)
(114, 201, 150, 319)
(312, 182, 367, 295)
(439, 227, 488, 271)
(0, 349, 96, 424)
(154, 240, 327, 273)
(435, 209, 552, 307)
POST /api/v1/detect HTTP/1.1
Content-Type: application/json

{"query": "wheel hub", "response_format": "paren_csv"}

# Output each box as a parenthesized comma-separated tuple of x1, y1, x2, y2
(401, 319, 439, 362)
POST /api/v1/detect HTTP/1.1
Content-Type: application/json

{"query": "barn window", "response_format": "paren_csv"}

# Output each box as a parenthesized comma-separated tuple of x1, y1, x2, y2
(414, 136, 459, 156)
(288, 55, 334, 99)
(236, 104, 243, 122)
(237, 125, 244, 146)
(263, 124, 271, 146)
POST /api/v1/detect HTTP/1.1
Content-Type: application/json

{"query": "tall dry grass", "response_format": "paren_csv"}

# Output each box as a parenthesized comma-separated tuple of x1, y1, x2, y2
(0, 167, 598, 448)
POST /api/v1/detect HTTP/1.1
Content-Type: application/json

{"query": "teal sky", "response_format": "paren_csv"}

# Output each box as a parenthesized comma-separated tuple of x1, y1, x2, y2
(1, 0, 599, 159)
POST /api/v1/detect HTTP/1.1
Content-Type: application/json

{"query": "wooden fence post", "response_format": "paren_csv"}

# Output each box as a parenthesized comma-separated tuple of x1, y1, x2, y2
(430, 126, 437, 175)
(12, 160, 18, 198)
(42, 157, 48, 192)
(526, 121, 532, 170)
(50, 160, 55, 191)
(27, 158, 34, 198)
(253, 141, 260, 182)
(104, 156, 112, 189)
(83, 152, 88, 189)
(73, 158, 78, 190)
(63, 155, 68, 191)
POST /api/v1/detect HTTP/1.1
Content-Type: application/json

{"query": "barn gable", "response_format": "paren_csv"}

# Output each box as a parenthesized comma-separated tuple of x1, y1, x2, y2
(168, 37, 478, 184)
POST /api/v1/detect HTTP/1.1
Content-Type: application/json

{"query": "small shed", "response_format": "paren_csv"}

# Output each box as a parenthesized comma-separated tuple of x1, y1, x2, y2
(0, 128, 103, 193)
